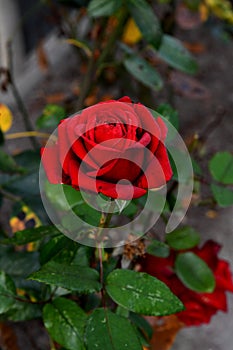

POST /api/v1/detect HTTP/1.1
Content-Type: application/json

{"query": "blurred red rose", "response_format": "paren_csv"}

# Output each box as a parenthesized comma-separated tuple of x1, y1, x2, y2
(140, 240, 233, 326)
(41, 97, 172, 199)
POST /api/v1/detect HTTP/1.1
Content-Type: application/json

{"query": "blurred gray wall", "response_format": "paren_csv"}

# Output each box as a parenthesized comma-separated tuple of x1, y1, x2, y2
(0, 0, 53, 76)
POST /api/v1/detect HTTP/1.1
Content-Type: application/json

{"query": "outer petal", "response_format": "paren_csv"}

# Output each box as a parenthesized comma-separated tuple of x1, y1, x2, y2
(215, 260, 233, 292)
(136, 147, 170, 189)
(41, 145, 62, 184)
(196, 290, 227, 311)
(177, 301, 214, 326)
(155, 142, 173, 181)
(156, 117, 168, 142)
(194, 240, 221, 270)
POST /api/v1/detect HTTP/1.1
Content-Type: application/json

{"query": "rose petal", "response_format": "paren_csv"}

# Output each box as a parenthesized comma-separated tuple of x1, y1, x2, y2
(133, 103, 161, 152)
(67, 157, 146, 199)
(156, 117, 168, 142)
(155, 142, 173, 181)
(98, 180, 146, 199)
(177, 301, 214, 326)
(215, 260, 233, 292)
(65, 117, 99, 169)
(41, 145, 62, 184)
(82, 101, 140, 131)
(194, 240, 221, 270)
(197, 290, 227, 311)
(136, 152, 168, 189)
(118, 96, 132, 103)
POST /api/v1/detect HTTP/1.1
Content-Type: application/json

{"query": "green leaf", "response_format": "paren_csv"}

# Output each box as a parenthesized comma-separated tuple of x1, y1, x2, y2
(116, 305, 129, 318)
(166, 226, 200, 250)
(175, 252, 216, 292)
(1, 150, 46, 220)
(191, 158, 202, 176)
(3, 171, 39, 197)
(157, 103, 179, 130)
(126, 0, 162, 48)
(106, 269, 184, 316)
(45, 182, 84, 211)
(0, 149, 25, 174)
(39, 235, 77, 265)
(30, 261, 101, 293)
(157, 35, 198, 74)
(72, 202, 102, 226)
(88, 0, 122, 17)
(102, 257, 118, 282)
(43, 238, 80, 265)
(121, 200, 138, 217)
(123, 54, 163, 91)
(0, 248, 40, 279)
(14, 150, 40, 172)
(36, 104, 66, 130)
(146, 240, 170, 258)
(211, 183, 233, 207)
(184, 0, 201, 10)
(72, 246, 94, 267)
(0, 271, 16, 314)
(85, 308, 142, 350)
(43, 297, 86, 350)
(1, 225, 61, 245)
(1, 300, 41, 321)
(209, 151, 233, 184)
(129, 312, 153, 340)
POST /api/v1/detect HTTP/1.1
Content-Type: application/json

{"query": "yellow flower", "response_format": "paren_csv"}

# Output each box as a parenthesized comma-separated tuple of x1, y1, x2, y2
(122, 18, 142, 45)
(0, 104, 13, 132)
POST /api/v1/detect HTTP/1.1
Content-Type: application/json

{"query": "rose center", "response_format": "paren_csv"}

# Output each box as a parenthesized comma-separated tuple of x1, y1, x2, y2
(95, 123, 124, 143)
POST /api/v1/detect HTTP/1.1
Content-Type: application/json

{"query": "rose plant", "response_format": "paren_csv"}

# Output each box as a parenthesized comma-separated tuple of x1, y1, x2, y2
(0, 96, 232, 350)
(0, 0, 232, 349)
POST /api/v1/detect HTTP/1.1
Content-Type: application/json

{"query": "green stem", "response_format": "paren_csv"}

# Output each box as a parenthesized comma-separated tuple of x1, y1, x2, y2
(95, 201, 115, 246)
(98, 240, 106, 308)
(98, 243, 104, 287)
(96, 200, 116, 307)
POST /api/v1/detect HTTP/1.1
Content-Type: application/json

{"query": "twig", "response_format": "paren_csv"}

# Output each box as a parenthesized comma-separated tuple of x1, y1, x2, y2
(76, 9, 128, 110)
(76, 53, 96, 111)
(198, 107, 226, 143)
(5, 131, 57, 142)
(96, 9, 128, 69)
(6, 41, 40, 150)
(0, 187, 21, 202)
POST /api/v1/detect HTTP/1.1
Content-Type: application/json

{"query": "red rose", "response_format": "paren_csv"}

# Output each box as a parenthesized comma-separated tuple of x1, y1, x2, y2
(140, 240, 233, 326)
(41, 97, 172, 199)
